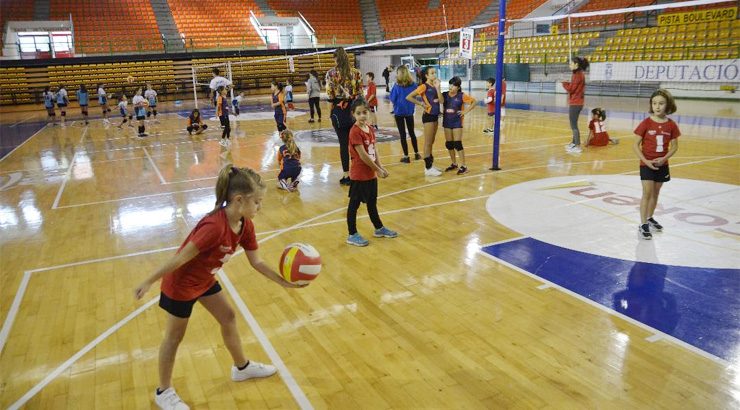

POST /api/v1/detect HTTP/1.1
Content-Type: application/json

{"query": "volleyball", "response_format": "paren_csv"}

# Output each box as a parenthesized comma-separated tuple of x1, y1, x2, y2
(279, 243, 321, 285)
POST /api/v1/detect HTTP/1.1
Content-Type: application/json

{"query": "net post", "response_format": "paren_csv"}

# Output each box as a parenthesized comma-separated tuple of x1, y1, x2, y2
(491, 0, 507, 171)
(191, 66, 198, 109)
(227, 61, 235, 103)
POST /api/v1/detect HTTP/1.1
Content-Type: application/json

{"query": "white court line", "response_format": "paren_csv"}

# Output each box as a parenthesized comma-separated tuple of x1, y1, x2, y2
(51, 151, 78, 210)
(5, 153, 736, 406)
(7, 297, 160, 410)
(0, 271, 32, 355)
(8, 113, 36, 128)
(1, 190, 499, 407)
(50, 127, 88, 209)
(142, 147, 167, 184)
(476, 250, 729, 366)
(218, 272, 313, 410)
(51, 154, 736, 210)
(0, 123, 48, 162)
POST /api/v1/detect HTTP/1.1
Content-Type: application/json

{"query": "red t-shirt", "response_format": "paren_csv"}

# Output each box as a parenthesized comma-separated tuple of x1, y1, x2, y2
(349, 123, 378, 181)
(634, 117, 681, 166)
(563, 71, 585, 106)
(161, 208, 258, 301)
(588, 119, 610, 146)
(485, 81, 507, 114)
(366, 81, 377, 107)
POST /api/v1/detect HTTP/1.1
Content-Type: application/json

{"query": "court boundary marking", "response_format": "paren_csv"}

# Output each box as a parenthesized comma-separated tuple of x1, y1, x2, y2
(2, 189, 498, 409)
(477, 237, 730, 366)
(2, 153, 737, 408)
(48, 142, 575, 209)
(0, 123, 47, 162)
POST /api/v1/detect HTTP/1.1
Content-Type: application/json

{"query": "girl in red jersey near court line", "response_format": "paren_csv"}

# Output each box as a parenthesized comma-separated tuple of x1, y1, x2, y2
(632, 89, 680, 240)
(134, 165, 304, 410)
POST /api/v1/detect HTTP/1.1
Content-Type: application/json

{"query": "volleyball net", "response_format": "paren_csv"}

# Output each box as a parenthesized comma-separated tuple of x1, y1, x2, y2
(189, 0, 738, 167)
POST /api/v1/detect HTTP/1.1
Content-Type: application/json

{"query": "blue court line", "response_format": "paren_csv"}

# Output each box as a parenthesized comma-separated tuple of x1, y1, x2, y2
(481, 237, 740, 362)
(0, 122, 45, 160)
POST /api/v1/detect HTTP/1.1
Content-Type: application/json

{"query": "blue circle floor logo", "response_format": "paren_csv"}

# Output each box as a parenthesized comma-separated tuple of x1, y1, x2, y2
(290, 127, 406, 146)
(486, 175, 739, 269)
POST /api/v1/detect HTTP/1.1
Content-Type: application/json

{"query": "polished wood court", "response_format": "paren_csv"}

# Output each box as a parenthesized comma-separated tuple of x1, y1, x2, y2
(1, 93, 738, 409)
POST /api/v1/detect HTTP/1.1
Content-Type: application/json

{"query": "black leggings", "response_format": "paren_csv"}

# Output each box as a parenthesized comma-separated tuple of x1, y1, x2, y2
(394, 115, 418, 156)
(308, 97, 321, 119)
(347, 198, 383, 235)
(220, 115, 231, 139)
(336, 126, 351, 172)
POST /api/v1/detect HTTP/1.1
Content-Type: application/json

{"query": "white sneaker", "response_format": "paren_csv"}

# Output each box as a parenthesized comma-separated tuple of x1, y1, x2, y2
(219, 139, 228, 147)
(155, 387, 189, 410)
(424, 167, 443, 177)
(278, 179, 289, 190)
(231, 361, 277, 381)
(564, 143, 576, 150)
(567, 145, 582, 153)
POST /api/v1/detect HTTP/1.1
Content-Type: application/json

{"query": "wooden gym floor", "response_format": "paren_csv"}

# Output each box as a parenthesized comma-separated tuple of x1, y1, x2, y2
(0, 91, 738, 409)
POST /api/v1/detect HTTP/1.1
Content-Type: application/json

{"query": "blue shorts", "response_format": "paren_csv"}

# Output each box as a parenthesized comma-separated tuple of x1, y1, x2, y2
(442, 115, 462, 129)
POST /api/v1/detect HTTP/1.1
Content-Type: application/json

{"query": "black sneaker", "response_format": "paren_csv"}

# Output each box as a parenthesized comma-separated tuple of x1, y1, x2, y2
(639, 224, 652, 240)
(400, 156, 410, 163)
(339, 176, 351, 186)
(457, 166, 468, 175)
(647, 217, 663, 232)
(414, 153, 422, 160)
(308, 119, 315, 123)
(444, 163, 458, 172)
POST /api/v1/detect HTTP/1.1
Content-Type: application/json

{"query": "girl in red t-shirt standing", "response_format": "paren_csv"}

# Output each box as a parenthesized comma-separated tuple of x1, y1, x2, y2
(562, 56, 589, 153)
(134, 165, 303, 410)
(632, 89, 680, 240)
(365, 72, 378, 129)
(346, 99, 398, 247)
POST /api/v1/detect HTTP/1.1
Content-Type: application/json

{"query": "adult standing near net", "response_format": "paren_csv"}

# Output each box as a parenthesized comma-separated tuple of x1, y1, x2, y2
(326, 47, 363, 186)
(382, 65, 391, 93)
(306, 70, 322, 123)
(210, 68, 232, 107)
(562, 56, 589, 154)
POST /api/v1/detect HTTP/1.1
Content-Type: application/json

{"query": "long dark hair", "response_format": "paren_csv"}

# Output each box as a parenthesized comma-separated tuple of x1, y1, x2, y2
(333, 47, 351, 80)
(419, 66, 434, 85)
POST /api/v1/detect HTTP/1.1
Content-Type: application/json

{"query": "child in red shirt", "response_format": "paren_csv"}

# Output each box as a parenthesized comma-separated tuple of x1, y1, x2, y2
(346, 99, 398, 246)
(483, 77, 506, 133)
(134, 164, 304, 409)
(586, 108, 619, 147)
(365, 72, 378, 129)
(632, 89, 680, 240)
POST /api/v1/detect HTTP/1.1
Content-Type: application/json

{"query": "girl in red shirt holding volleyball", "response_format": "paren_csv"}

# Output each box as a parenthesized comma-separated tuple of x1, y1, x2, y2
(346, 99, 398, 247)
(632, 89, 680, 240)
(134, 165, 304, 410)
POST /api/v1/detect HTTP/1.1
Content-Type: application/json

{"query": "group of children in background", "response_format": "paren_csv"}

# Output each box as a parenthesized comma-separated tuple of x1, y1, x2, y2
(43, 83, 158, 139)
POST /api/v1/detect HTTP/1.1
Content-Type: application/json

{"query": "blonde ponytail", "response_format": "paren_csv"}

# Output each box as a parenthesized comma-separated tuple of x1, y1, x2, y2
(281, 130, 299, 156)
(211, 164, 266, 214)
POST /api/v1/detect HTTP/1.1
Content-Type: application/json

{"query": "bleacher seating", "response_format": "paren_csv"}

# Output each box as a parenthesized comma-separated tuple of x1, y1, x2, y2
(591, 18, 740, 62)
(0, 0, 35, 55)
(0, 67, 32, 104)
(168, 0, 265, 49)
(376, 0, 491, 40)
(446, 32, 599, 65)
(564, 0, 654, 31)
(49, 0, 162, 54)
(270, 0, 364, 45)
